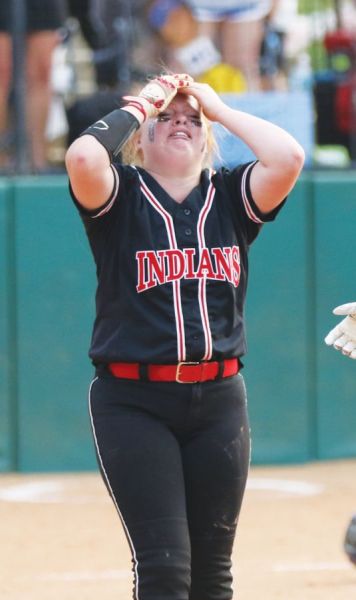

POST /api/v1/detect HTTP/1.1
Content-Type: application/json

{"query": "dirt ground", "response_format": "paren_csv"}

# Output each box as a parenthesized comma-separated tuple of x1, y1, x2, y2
(0, 460, 355, 600)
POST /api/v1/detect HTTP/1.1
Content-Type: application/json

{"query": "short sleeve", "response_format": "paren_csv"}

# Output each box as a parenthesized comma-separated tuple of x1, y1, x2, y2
(69, 164, 120, 219)
(213, 161, 287, 244)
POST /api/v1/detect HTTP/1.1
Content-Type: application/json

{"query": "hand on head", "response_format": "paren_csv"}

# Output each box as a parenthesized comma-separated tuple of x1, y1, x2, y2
(175, 81, 227, 123)
(123, 74, 193, 121)
(123, 74, 227, 125)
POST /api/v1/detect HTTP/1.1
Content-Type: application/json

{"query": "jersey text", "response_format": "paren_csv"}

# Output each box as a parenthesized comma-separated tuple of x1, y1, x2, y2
(136, 246, 241, 292)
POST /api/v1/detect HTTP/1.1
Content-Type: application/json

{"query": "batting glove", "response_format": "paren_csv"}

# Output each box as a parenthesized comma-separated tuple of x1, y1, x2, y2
(123, 74, 193, 121)
(324, 302, 356, 359)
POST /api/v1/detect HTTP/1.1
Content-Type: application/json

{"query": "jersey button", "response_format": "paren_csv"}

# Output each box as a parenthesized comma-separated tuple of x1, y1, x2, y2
(185, 228, 192, 236)
(184, 208, 191, 216)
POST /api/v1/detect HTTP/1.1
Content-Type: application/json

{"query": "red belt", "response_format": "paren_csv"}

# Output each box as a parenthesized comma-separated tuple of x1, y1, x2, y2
(108, 358, 239, 384)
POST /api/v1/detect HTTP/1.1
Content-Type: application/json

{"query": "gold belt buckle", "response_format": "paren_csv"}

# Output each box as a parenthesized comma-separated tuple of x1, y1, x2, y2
(176, 361, 200, 383)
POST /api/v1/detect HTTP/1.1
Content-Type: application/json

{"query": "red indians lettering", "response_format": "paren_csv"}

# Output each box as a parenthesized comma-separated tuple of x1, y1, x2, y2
(136, 246, 240, 292)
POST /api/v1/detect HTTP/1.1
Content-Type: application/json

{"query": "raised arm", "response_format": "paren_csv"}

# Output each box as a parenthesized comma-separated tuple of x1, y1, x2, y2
(65, 74, 193, 210)
(180, 82, 305, 213)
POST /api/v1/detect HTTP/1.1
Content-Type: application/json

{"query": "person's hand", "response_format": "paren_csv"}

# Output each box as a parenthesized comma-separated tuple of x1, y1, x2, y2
(324, 302, 356, 359)
(123, 74, 193, 121)
(178, 81, 227, 122)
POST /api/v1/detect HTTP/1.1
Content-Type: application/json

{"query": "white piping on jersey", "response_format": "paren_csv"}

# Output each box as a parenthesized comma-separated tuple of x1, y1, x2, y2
(88, 377, 140, 600)
(90, 165, 119, 218)
(137, 167, 217, 362)
(90, 163, 259, 360)
(197, 171, 216, 360)
(241, 161, 264, 224)
(137, 174, 187, 362)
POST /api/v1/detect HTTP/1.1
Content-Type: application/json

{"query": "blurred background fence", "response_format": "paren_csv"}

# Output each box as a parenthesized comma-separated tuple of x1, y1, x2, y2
(3, 0, 356, 173)
(1, 0, 356, 471)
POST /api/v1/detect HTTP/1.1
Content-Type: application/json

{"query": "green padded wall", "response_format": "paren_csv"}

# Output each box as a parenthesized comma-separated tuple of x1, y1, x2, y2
(314, 172, 356, 459)
(244, 177, 314, 463)
(14, 176, 97, 471)
(0, 171, 355, 472)
(0, 181, 14, 470)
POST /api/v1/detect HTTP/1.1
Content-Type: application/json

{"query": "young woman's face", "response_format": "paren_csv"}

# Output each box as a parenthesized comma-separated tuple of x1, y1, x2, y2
(138, 94, 208, 171)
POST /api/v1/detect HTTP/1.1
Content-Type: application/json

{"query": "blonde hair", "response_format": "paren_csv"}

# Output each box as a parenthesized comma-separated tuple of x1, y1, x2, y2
(121, 112, 219, 170)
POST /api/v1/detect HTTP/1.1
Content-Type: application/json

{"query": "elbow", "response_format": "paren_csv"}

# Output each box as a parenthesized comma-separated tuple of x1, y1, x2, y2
(65, 140, 91, 176)
(290, 143, 305, 174)
(281, 143, 305, 180)
(294, 143, 306, 171)
(65, 136, 108, 178)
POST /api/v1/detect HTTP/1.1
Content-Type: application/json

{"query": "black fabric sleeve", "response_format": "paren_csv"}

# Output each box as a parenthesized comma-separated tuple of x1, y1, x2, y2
(69, 164, 120, 219)
(239, 161, 287, 223)
(215, 161, 287, 244)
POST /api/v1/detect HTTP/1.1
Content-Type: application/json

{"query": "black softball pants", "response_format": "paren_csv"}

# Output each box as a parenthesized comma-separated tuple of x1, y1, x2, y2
(88, 372, 250, 600)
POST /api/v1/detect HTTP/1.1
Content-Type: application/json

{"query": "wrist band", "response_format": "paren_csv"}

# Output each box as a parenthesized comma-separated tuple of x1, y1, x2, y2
(80, 109, 140, 160)
(125, 101, 148, 122)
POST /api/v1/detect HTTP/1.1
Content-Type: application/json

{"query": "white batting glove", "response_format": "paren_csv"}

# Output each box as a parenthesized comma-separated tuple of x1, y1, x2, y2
(324, 302, 356, 359)
(123, 74, 193, 121)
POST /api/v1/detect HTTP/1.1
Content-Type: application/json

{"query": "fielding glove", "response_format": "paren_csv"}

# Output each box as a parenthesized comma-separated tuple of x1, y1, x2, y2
(123, 73, 193, 121)
(324, 302, 356, 359)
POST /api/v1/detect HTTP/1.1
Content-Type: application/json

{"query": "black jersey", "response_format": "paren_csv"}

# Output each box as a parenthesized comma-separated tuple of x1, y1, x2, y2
(70, 161, 285, 364)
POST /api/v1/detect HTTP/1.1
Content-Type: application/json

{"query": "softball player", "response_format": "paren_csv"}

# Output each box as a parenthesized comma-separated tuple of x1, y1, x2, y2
(66, 73, 304, 599)
(325, 302, 356, 566)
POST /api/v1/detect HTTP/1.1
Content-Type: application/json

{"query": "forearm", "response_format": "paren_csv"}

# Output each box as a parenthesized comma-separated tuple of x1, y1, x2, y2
(65, 106, 144, 208)
(213, 102, 305, 212)
(215, 104, 304, 169)
(80, 106, 143, 161)
(66, 106, 143, 170)
(66, 73, 192, 209)
(180, 81, 304, 176)
(66, 73, 192, 174)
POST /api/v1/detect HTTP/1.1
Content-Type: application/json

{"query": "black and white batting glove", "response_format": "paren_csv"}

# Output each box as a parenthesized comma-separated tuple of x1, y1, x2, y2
(324, 302, 356, 359)
(123, 73, 193, 121)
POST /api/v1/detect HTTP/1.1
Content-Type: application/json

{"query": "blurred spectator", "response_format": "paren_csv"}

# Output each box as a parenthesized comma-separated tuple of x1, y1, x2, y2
(260, 0, 287, 90)
(0, 0, 67, 173)
(147, 0, 247, 92)
(185, 0, 273, 90)
(65, 0, 155, 147)
(68, 0, 155, 88)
